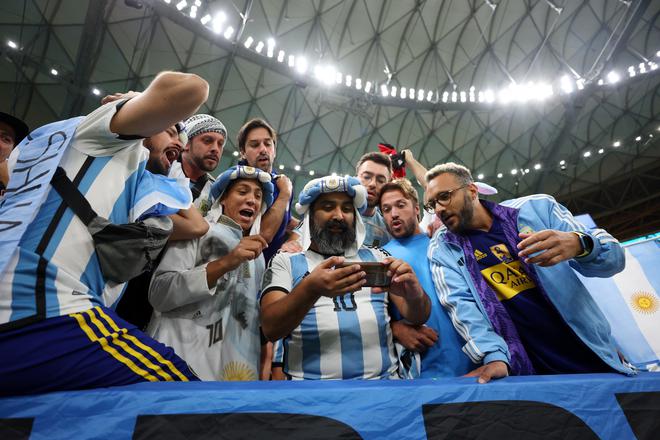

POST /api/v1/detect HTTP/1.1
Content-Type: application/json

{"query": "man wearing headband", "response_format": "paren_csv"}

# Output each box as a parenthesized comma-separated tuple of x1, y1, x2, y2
(148, 165, 272, 381)
(169, 113, 226, 215)
(426, 162, 633, 384)
(260, 175, 430, 380)
(380, 179, 473, 378)
(236, 118, 295, 263)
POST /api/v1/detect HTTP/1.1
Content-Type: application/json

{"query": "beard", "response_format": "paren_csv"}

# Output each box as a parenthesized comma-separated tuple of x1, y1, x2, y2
(146, 156, 169, 176)
(443, 193, 474, 234)
(310, 217, 356, 256)
(391, 216, 418, 238)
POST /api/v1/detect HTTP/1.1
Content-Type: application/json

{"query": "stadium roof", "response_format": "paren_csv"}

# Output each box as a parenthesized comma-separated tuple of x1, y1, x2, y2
(1, 0, 659, 238)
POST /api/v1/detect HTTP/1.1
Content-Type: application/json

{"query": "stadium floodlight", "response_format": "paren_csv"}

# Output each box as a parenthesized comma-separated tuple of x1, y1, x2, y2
(560, 75, 573, 94)
(309, 170, 315, 176)
(176, 0, 187, 11)
(576, 78, 585, 90)
(381, 84, 389, 97)
(511, 169, 518, 175)
(212, 11, 226, 34)
(244, 36, 254, 48)
(478, 91, 484, 102)
(365, 81, 372, 93)
(163, 0, 171, 3)
(232, 151, 239, 157)
(442, 91, 449, 103)
(277, 50, 285, 62)
(583, 151, 591, 158)
(92, 88, 101, 96)
(417, 89, 424, 101)
(613, 140, 620, 147)
(279, 164, 285, 170)
(598, 148, 604, 154)
(345, 74, 352, 87)
(294, 165, 301, 171)
(266, 38, 275, 57)
(7, 40, 17, 49)
(426, 90, 434, 102)
(524, 168, 530, 173)
(194, 0, 200, 5)
(391, 86, 397, 96)
(335, 72, 343, 84)
(559, 160, 565, 165)
(607, 71, 620, 84)
(50, 68, 59, 76)
(534, 163, 541, 170)
(200, 14, 211, 25)
(296, 56, 308, 74)
(628, 66, 636, 77)
(635, 136, 642, 141)
(484, 89, 495, 103)
(477, 173, 484, 180)
(451, 91, 458, 102)
(355, 78, 362, 90)
(223, 26, 234, 40)
(255, 41, 264, 53)
(497, 173, 503, 178)
(408, 88, 415, 99)
(460, 91, 467, 102)
(597, 79, 604, 85)
(650, 62, 658, 71)
(657, 50, 660, 57)
(639, 63, 647, 74)
(189, 6, 197, 18)
(288, 55, 295, 67)
(400, 87, 406, 99)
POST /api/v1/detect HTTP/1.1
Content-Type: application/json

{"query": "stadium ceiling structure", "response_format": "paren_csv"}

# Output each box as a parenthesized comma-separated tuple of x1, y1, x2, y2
(1, 0, 659, 240)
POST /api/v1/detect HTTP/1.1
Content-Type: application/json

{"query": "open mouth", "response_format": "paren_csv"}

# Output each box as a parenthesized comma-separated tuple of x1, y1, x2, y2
(239, 209, 255, 220)
(164, 147, 179, 165)
(391, 220, 402, 228)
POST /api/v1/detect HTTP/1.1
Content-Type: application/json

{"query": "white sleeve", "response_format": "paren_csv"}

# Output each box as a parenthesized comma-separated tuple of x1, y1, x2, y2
(149, 237, 215, 312)
(72, 100, 144, 157)
(260, 252, 293, 299)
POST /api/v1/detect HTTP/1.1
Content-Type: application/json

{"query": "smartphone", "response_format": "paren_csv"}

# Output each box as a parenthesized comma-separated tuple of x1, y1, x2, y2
(337, 262, 391, 287)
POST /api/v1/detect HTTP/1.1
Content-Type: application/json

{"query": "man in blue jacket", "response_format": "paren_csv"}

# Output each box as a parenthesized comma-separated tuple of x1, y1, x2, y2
(426, 162, 634, 384)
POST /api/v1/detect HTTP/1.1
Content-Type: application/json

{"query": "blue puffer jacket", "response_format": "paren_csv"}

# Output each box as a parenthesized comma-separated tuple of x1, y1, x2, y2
(428, 194, 635, 375)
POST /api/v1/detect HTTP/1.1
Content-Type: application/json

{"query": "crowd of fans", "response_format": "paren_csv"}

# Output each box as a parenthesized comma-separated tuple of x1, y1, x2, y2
(0, 71, 633, 395)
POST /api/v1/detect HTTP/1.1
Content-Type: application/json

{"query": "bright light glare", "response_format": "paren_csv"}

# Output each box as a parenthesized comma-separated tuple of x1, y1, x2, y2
(176, 0, 187, 11)
(613, 141, 620, 147)
(381, 84, 389, 97)
(583, 151, 591, 158)
(50, 68, 58, 76)
(92, 88, 101, 96)
(255, 41, 264, 53)
(279, 164, 285, 170)
(7, 40, 17, 49)
(200, 14, 211, 25)
(244, 36, 254, 48)
(345, 74, 352, 87)
(314, 65, 336, 86)
(497, 173, 503, 178)
(212, 11, 226, 34)
(534, 163, 541, 170)
(294, 165, 301, 171)
(277, 50, 285, 62)
(511, 169, 518, 175)
(309, 170, 315, 176)
(223, 26, 234, 39)
(607, 71, 620, 84)
(355, 78, 363, 90)
(295, 56, 308, 74)
(560, 75, 573, 94)
(288, 55, 295, 67)
(365, 81, 372, 93)
(477, 173, 484, 180)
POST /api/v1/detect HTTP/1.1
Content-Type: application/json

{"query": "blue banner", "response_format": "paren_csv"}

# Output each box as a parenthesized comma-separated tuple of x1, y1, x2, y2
(1, 373, 659, 439)
(0, 117, 84, 275)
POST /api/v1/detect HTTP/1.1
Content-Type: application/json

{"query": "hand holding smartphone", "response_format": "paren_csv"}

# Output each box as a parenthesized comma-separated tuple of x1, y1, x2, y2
(337, 262, 391, 287)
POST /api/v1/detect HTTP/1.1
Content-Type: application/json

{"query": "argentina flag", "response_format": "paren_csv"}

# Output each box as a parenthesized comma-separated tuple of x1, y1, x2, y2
(577, 238, 660, 371)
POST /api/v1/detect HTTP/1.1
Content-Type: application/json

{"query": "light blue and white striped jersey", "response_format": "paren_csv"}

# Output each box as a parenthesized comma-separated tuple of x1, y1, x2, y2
(0, 102, 190, 328)
(261, 247, 399, 380)
(362, 209, 391, 247)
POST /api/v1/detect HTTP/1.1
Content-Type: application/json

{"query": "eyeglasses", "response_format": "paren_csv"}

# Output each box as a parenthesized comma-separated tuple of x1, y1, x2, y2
(424, 184, 469, 213)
